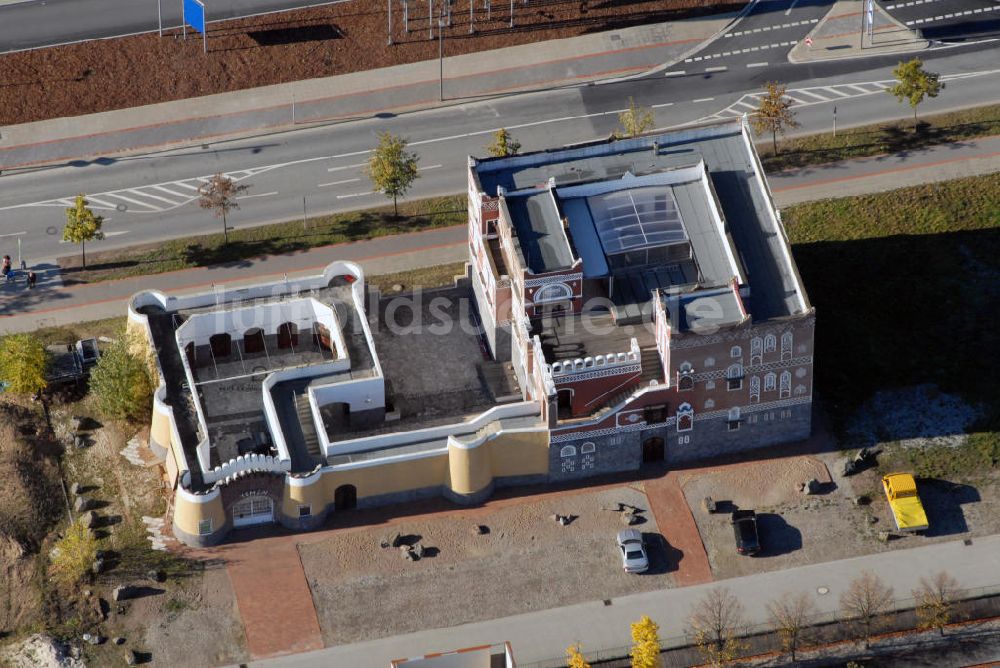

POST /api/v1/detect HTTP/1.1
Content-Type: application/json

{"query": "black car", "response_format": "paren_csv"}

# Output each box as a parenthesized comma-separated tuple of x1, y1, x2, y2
(731, 509, 761, 556)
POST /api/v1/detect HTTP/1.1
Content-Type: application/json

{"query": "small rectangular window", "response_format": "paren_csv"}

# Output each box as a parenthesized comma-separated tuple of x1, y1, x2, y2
(644, 404, 668, 423)
(727, 420, 740, 432)
(198, 519, 213, 536)
(298, 505, 312, 518)
(727, 378, 742, 391)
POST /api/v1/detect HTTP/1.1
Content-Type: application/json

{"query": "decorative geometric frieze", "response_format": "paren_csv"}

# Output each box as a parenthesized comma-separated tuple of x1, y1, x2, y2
(524, 273, 583, 288)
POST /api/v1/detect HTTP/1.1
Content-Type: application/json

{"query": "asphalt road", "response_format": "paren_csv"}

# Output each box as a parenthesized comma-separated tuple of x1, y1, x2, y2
(0, 0, 351, 53)
(1, 0, 999, 266)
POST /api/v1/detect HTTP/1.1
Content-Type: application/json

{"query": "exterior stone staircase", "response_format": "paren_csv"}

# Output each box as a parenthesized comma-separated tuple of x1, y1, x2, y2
(294, 391, 322, 459)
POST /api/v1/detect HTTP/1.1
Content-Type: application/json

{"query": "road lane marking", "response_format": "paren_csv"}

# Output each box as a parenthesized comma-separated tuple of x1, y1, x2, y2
(326, 162, 367, 173)
(664, 71, 686, 77)
(419, 164, 443, 171)
(105, 192, 158, 210)
(651, 102, 674, 108)
(318, 178, 361, 188)
(237, 192, 278, 200)
(0, 231, 26, 238)
(705, 66, 727, 73)
(785, 0, 800, 16)
(692, 97, 715, 103)
(151, 185, 191, 198)
(746, 62, 769, 68)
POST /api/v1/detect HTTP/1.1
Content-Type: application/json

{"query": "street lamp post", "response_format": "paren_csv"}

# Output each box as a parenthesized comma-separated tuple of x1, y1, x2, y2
(438, 10, 444, 101)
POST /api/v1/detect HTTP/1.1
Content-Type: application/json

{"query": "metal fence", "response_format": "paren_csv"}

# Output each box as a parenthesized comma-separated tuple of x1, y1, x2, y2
(517, 583, 1000, 668)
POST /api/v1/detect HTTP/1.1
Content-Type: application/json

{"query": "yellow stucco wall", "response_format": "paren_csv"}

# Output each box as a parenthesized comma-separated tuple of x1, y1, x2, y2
(321, 451, 451, 501)
(173, 491, 226, 538)
(150, 408, 172, 449)
(281, 476, 329, 517)
(488, 430, 550, 478)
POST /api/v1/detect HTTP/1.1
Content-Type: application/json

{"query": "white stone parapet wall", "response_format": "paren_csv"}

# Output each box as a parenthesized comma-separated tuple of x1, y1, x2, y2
(203, 452, 290, 486)
(548, 338, 640, 378)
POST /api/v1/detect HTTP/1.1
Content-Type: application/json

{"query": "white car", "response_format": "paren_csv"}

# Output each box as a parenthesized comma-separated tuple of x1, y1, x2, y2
(616, 529, 649, 573)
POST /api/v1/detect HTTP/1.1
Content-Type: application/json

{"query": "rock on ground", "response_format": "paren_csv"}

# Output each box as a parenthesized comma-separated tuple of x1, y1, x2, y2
(1, 634, 85, 668)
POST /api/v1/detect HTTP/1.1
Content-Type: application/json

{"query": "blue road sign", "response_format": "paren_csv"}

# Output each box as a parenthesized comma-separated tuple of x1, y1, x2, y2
(183, 0, 206, 34)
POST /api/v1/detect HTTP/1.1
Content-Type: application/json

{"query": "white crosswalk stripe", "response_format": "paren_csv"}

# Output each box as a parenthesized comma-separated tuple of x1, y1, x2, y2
(683, 70, 996, 126)
(16, 169, 263, 213)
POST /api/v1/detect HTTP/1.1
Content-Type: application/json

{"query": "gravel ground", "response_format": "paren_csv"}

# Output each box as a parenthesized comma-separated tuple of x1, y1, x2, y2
(845, 384, 980, 450)
(299, 485, 676, 645)
(0, 0, 737, 125)
(682, 444, 1000, 582)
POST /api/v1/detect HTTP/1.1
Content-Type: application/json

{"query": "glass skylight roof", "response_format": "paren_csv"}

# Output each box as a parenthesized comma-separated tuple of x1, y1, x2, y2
(587, 186, 687, 255)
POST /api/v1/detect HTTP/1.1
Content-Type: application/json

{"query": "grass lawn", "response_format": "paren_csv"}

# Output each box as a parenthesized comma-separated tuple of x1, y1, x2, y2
(58, 195, 465, 284)
(759, 104, 1000, 172)
(784, 173, 1000, 477)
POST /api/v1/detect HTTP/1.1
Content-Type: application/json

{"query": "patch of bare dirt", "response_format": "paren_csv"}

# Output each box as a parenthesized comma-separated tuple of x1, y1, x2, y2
(0, 0, 738, 126)
(299, 485, 674, 645)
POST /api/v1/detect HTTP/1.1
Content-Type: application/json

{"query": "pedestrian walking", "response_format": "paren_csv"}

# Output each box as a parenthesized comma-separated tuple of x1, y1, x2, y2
(2, 255, 11, 282)
(26, 271, 37, 289)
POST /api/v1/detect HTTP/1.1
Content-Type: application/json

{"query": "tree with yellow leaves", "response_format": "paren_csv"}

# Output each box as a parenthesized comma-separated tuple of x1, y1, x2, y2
(751, 81, 800, 155)
(565, 643, 591, 668)
(629, 614, 662, 668)
(62, 194, 105, 269)
(616, 97, 655, 139)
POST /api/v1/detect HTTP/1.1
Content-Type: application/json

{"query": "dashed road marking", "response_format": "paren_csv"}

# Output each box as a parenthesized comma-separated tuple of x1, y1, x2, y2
(237, 192, 278, 200)
(746, 62, 769, 68)
(664, 70, 686, 77)
(705, 66, 728, 73)
(685, 40, 798, 63)
(692, 97, 715, 103)
(724, 17, 818, 38)
(318, 178, 361, 188)
(336, 191, 378, 200)
(326, 162, 368, 173)
(906, 5, 999, 25)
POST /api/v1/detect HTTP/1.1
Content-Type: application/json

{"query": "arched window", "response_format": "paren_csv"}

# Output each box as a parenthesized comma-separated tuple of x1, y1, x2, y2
(704, 398, 715, 409)
(727, 364, 743, 391)
(780, 371, 792, 398)
(750, 337, 762, 366)
(764, 334, 776, 354)
(560, 445, 577, 458)
(534, 282, 573, 304)
(580, 442, 596, 454)
(728, 406, 741, 431)
(781, 331, 793, 361)
(678, 361, 694, 391)
(731, 346, 742, 359)
(705, 380, 716, 391)
(749, 375, 760, 403)
(764, 372, 776, 392)
(676, 402, 694, 432)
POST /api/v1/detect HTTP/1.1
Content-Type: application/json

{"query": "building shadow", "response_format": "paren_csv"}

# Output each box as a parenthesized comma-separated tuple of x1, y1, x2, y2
(921, 479, 980, 538)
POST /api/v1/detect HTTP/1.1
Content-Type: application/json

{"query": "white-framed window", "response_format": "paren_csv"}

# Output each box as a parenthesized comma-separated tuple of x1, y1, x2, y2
(749, 375, 760, 403)
(608, 435, 625, 446)
(676, 402, 694, 432)
(764, 334, 776, 354)
(678, 434, 690, 445)
(731, 346, 742, 359)
(727, 364, 743, 391)
(198, 519, 213, 536)
(581, 453, 595, 470)
(678, 361, 694, 391)
(748, 413, 759, 424)
(298, 505, 312, 518)
(704, 398, 715, 409)
(728, 420, 741, 432)
(704, 357, 716, 368)
(534, 282, 573, 304)
(764, 372, 776, 392)
(560, 445, 577, 458)
(750, 337, 762, 366)
(580, 442, 596, 454)
(781, 331, 793, 361)
(780, 371, 792, 398)
(728, 407, 741, 421)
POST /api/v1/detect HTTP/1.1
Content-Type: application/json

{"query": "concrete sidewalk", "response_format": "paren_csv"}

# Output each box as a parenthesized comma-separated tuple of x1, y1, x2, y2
(0, 11, 737, 170)
(250, 533, 1000, 667)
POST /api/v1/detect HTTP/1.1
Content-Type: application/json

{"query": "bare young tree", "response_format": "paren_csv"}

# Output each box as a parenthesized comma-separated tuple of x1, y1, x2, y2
(914, 571, 960, 636)
(198, 173, 250, 244)
(767, 591, 817, 662)
(840, 571, 894, 649)
(690, 587, 747, 667)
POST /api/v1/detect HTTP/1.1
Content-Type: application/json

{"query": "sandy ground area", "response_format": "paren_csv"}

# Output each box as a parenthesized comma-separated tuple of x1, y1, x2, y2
(681, 438, 1000, 581)
(299, 485, 675, 645)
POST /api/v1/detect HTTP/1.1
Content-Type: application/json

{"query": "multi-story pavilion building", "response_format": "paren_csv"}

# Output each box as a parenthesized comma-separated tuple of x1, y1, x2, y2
(132, 117, 813, 546)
